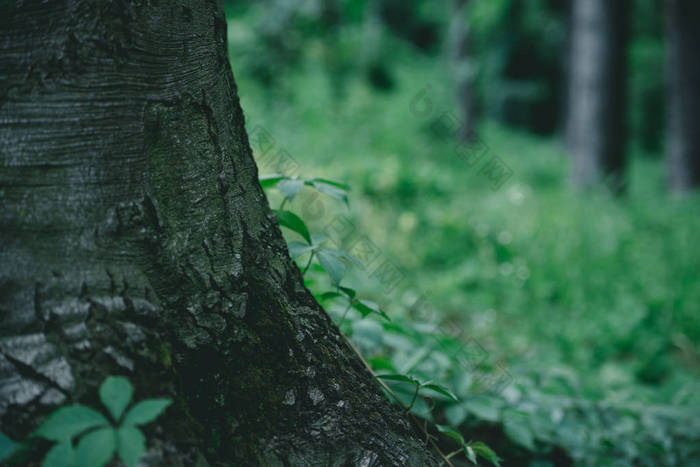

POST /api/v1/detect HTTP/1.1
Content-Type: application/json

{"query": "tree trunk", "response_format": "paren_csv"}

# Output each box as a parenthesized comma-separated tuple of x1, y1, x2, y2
(667, 0, 700, 192)
(0, 1, 438, 465)
(452, 0, 475, 142)
(566, 0, 629, 192)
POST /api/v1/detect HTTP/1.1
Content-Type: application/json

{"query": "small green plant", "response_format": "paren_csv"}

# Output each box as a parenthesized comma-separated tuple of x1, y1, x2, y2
(376, 373, 458, 409)
(263, 173, 360, 282)
(32, 376, 171, 467)
(436, 425, 503, 466)
(320, 286, 390, 322)
(261, 173, 501, 466)
(259, 174, 349, 207)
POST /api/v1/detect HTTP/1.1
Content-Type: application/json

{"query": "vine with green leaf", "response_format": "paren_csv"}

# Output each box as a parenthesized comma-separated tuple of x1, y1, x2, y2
(0, 175, 503, 467)
(260, 173, 501, 466)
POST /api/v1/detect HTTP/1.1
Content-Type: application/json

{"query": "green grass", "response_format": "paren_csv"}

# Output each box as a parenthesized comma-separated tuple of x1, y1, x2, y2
(228, 15, 700, 464)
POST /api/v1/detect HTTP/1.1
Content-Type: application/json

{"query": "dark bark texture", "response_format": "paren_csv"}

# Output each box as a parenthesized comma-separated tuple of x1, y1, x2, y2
(667, 0, 700, 192)
(0, 1, 438, 465)
(566, 0, 629, 192)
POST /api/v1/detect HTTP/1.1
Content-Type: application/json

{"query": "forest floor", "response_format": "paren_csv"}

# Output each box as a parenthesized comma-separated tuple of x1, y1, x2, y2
(229, 20, 700, 465)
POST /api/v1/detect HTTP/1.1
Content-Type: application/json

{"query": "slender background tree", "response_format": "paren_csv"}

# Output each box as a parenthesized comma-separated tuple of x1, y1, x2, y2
(667, 0, 700, 191)
(566, 0, 630, 192)
(452, 0, 476, 142)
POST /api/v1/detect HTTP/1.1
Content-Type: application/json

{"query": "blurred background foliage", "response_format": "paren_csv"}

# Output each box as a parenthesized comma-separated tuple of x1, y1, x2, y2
(224, 0, 699, 464)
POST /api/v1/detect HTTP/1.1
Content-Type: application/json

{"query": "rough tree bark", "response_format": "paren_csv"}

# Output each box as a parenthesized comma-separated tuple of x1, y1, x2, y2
(667, 0, 700, 192)
(566, 0, 629, 192)
(0, 1, 438, 465)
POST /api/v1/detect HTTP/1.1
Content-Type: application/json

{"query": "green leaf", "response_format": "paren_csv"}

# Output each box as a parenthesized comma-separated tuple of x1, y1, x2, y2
(445, 404, 469, 426)
(464, 444, 477, 464)
(352, 299, 390, 321)
(376, 373, 419, 386)
(0, 432, 17, 462)
(35, 405, 110, 442)
(318, 291, 342, 302)
(258, 174, 287, 190)
(470, 442, 502, 467)
(421, 383, 459, 401)
(310, 234, 327, 246)
(43, 441, 74, 467)
(321, 248, 363, 268)
(316, 249, 346, 285)
(338, 286, 356, 299)
(116, 425, 146, 467)
(288, 241, 315, 259)
(436, 424, 466, 445)
(367, 356, 396, 372)
(75, 427, 116, 467)
(503, 416, 535, 450)
(277, 179, 304, 201)
(122, 399, 172, 426)
(309, 181, 348, 205)
(307, 177, 350, 190)
(398, 346, 430, 373)
(99, 376, 133, 422)
(274, 210, 312, 245)
(464, 397, 501, 422)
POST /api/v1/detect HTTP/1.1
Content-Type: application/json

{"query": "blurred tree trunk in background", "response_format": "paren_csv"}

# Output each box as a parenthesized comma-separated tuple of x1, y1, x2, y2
(319, 0, 347, 100)
(667, 0, 700, 191)
(362, 0, 396, 91)
(0, 1, 437, 465)
(452, 0, 476, 142)
(362, 0, 382, 70)
(566, 0, 629, 192)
